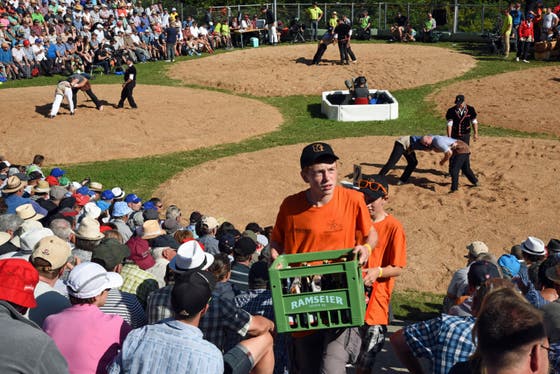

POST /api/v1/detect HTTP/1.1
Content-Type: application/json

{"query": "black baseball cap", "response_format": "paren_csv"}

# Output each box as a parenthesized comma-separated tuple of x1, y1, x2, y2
(300, 142, 339, 169)
(455, 94, 465, 105)
(171, 270, 216, 318)
(234, 236, 257, 256)
(467, 260, 500, 288)
(358, 174, 388, 202)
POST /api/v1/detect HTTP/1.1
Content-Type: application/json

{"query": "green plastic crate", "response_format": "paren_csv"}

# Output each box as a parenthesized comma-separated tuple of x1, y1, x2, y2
(269, 248, 366, 333)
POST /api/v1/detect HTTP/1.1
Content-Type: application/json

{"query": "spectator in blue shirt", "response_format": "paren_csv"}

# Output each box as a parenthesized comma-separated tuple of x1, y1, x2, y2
(0, 41, 20, 79)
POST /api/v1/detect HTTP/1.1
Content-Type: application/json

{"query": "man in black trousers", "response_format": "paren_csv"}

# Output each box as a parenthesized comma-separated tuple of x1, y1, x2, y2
(118, 56, 137, 109)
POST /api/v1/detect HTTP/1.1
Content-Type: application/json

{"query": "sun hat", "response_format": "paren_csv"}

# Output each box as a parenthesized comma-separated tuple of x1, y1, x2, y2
(20, 220, 43, 235)
(300, 142, 339, 169)
(31, 235, 71, 270)
(66, 262, 123, 299)
(256, 234, 269, 248)
(111, 187, 125, 199)
(169, 239, 214, 273)
(465, 241, 489, 258)
(34, 180, 50, 193)
(2, 175, 27, 193)
(0, 258, 39, 308)
(520, 236, 546, 256)
(171, 270, 215, 318)
(83, 202, 101, 219)
(74, 217, 104, 241)
(126, 236, 155, 270)
(16, 204, 44, 221)
(141, 220, 166, 240)
(112, 201, 133, 217)
(92, 238, 130, 270)
(20, 228, 53, 253)
(89, 182, 103, 192)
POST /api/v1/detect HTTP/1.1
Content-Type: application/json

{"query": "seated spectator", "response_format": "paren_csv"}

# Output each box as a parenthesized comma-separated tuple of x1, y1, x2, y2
(142, 219, 179, 249)
(196, 215, 220, 255)
(229, 236, 257, 294)
(0, 258, 68, 373)
(73, 216, 104, 262)
(0, 213, 23, 257)
(450, 286, 549, 374)
(91, 238, 148, 328)
(443, 241, 489, 313)
(520, 236, 547, 290)
(109, 270, 224, 373)
(28, 235, 72, 327)
(147, 239, 215, 324)
(44, 262, 132, 374)
(120, 240, 159, 307)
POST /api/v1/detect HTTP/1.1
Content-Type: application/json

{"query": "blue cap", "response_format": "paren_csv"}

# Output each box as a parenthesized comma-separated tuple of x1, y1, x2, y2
(498, 254, 521, 278)
(96, 199, 110, 212)
(124, 193, 142, 204)
(143, 201, 157, 210)
(76, 186, 91, 196)
(50, 167, 66, 177)
(101, 189, 115, 200)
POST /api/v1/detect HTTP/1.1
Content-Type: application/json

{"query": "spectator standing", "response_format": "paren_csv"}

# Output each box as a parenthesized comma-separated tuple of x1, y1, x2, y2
(501, 8, 513, 58)
(270, 142, 377, 374)
(516, 14, 534, 62)
(117, 56, 137, 109)
(262, 5, 278, 46)
(510, 3, 523, 49)
(445, 94, 479, 145)
(307, 2, 323, 41)
(356, 175, 407, 373)
(164, 21, 178, 62)
(422, 12, 437, 42)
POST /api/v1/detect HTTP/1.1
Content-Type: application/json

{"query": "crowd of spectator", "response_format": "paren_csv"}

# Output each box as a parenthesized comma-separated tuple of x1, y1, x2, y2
(1, 149, 560, 373)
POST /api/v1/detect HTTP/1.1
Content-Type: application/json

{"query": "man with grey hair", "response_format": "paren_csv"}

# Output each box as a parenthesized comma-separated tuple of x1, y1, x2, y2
(0, 213, 23, 256)
(49, 218, 75, 248)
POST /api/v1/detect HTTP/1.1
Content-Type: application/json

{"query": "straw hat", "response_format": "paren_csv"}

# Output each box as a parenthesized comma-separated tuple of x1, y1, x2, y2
(34, 180, 50, 194)
(89, 182, 103, 192)
(2, 176, 27, 193)
(75, 217, 104, 241)
(16, 204, 45, 221)
(141, 220, 166, 240)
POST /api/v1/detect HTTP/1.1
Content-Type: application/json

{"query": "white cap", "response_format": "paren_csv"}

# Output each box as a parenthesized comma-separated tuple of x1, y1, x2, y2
(66, 262, 123, 299)
(20, 228, 54, 253)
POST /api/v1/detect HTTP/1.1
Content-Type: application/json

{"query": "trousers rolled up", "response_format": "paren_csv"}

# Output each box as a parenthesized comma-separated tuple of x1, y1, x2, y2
(50, 88, 74, 116)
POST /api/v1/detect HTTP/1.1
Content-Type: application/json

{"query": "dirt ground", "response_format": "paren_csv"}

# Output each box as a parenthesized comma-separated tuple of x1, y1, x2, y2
(0, 85, 282, 164)
(429, 65, 560, 137)
(169, 43, 477, 97)
(155, 136, 560, 293)
(3, 44, 559, 292)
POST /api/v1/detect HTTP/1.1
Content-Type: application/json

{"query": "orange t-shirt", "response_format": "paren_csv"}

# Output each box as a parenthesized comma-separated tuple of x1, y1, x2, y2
(271, 186, 373, 254)
(365, 214, 406, 325)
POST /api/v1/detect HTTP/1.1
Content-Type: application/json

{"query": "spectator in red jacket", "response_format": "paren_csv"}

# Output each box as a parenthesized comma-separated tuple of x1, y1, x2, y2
(516, 14, 535, 62)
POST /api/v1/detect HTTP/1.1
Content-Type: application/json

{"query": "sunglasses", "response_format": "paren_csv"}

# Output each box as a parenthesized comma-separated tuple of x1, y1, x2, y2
(358, 179, 387, 196)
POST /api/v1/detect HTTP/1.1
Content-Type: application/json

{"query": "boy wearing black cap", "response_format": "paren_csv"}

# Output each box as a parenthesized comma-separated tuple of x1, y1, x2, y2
(356, 175, 407, 372)
(445, 94, 478, 145)
(271, 142, 377, 374)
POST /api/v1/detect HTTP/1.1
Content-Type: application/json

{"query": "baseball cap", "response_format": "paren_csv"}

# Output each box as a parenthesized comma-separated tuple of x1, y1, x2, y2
(242, 230, 258, 244)
(497, 254, 521, 278)
(467, 260, 500, 288)
(171, 270, 216, 318)
(50, 167, 65, 177)
(31, 235, 72, 270)
(0, 259, 39, 308)
(124, 193, 142, 204)
(201, 216, 219, 230)
(126, 236, 155, 270)
(189, 211, 202, 224)
(92, 238, 130, 270)
(249, 260, 270, 288)
(465, 241, 489, 258)
(234, 236, 257, 256)
(358, 175, 388, 202)
(454, 94, 465, 105)
(101, 189, 115, 200)
(20, 228, 54, 253)
(169, 239, 214, 273)
(218, 233, 236, 254)
(66, 262, 123, 299)
(300, 142, 339, 169)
